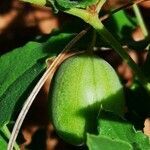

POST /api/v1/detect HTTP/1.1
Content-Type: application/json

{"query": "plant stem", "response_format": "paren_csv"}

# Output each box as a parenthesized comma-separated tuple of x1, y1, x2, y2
(66, 8, 150, 91)
(92, 18, 150, 90)
(96, 0, 106, 13)
(1, 125, 20, 150)
(87, 30, 97, 53)
(133, 4, 148, 37)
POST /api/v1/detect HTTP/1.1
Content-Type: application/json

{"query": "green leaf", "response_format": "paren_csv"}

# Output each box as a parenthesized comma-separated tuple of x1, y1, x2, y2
(113, 10, 136, 37)
(0, 125, 20, 149)
(87, 134, 133, 150)
(0, 33, 74, 127)
(0, 125, 9, 150)
(22, 0, 46, 6)
(48, 0, 98, 9)
(0, 43, 46, 98)
(98, 110, 150, 150)
(0, 63, 45, 127)
(104, 10, 149, 50)
(0, 134, 7, 150)
(0, 33, 73, 98)
(105, 10, 137, 40)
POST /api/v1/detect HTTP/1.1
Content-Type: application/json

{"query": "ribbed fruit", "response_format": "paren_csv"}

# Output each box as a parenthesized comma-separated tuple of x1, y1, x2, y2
(49, 53, 125, 145)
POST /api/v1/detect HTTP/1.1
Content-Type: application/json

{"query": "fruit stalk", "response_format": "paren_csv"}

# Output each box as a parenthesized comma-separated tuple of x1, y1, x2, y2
(66, 8, 150, 92)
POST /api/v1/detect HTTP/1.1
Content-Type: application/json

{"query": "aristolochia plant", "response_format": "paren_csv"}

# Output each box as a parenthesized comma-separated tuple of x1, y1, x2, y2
(0, 0, 149, 150)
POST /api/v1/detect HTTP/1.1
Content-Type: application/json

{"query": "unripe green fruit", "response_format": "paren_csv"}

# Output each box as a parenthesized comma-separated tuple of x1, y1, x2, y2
(49, 53, 125, 145)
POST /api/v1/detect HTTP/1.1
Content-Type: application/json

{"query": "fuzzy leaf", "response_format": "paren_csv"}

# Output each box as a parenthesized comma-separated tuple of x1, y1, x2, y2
(98, 110, 150, 150)
(48, 0, 98, 9)
(0, 33, 74, 127)
(87, 134, 133, 150)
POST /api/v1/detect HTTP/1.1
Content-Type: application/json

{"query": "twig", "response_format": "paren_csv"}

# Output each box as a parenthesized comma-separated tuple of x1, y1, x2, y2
(7, 29, 88, 150)
(133, 3, 148, 37)
(100, 0, 150, 21)
(112, 0, 150, 13)
(1, 125, 19, 150)
(96, 0, 106, 13)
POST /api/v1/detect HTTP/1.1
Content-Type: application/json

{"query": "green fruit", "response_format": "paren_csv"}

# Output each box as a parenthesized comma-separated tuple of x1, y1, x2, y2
(49, 53, 125, 145)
